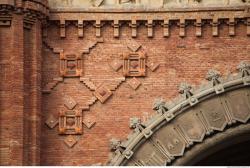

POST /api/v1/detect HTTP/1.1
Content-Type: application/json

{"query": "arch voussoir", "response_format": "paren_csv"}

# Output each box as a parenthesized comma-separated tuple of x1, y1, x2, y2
(108, 62, 250, 166)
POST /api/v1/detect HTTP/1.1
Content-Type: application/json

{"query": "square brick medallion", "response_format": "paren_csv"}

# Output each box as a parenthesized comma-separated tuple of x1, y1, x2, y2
(59, 110, 83, 135)
(123, 53, 146, 77)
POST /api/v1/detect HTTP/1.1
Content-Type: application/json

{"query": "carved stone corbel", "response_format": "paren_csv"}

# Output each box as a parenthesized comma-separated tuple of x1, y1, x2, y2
(130, 19, 138, 38)
(162, 19, 170, 37)
(153, 98, 168, 114)
(237, 61, 250, 85)
(179, 82, 198, 106)
(206, 69, 225, 94)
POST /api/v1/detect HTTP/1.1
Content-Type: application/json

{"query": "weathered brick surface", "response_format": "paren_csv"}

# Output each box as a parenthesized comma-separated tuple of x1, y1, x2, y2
(0, 14, 43, 166)
(0, 1, 249, 165)
(41, 21, 250, 165)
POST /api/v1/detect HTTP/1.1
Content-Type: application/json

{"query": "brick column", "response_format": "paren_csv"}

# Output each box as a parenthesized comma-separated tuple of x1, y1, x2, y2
(9, 13, 25, 165)
(28, 20, 42, 166)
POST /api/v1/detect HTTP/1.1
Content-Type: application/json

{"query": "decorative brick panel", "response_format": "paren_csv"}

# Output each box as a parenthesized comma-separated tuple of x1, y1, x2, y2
(123, 52, 146, 77)
(60, 53, 83, 77)
(59, 110, 83, 135)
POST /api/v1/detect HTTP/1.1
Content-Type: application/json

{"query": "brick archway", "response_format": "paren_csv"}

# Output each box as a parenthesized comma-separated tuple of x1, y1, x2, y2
(108, 67, 250, 166)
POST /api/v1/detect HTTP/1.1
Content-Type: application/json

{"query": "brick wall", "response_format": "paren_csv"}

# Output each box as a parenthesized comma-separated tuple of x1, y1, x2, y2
(41, 21, 250, 165)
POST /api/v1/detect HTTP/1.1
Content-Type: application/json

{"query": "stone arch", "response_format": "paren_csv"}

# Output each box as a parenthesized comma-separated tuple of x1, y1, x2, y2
(108, 62, 250, 166)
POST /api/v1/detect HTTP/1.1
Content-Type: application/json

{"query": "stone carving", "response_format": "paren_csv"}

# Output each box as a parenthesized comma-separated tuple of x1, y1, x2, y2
(179, 82, 198, 106)
(154, 126, 186, 157)
(225, 89, 250, 123)
(200, 98, 228, 131)
(237, 61, 250, 85)
(109, 63, 250, 166)
(110, 138, 121, 151)
(48, 0, 249, 9)
(175, 111, 206, 142)
(153, 98, 168, 114)
(129, 117, 141, 128)
(206, 69, 225, 94)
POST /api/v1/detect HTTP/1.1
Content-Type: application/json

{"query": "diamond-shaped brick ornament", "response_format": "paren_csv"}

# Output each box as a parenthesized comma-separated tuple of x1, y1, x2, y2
(109, 59, 123, 71)
(127, 77, 141, 90)
(45, 115, 58, 129)
(147, 62, 160, 72)
(94, 85, 113, 103)
(127, 40, 141, 52)
(64, 135, 78, 148)
(64, 96, 77, 110)
(83, 119, 96, 129)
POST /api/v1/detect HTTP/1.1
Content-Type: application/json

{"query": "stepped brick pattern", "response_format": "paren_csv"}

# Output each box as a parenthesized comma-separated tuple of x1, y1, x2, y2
(0, 0, 250, 166)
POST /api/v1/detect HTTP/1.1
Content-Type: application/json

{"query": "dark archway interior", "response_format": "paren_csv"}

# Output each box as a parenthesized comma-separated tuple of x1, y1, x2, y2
(195, 140, 250, 166)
